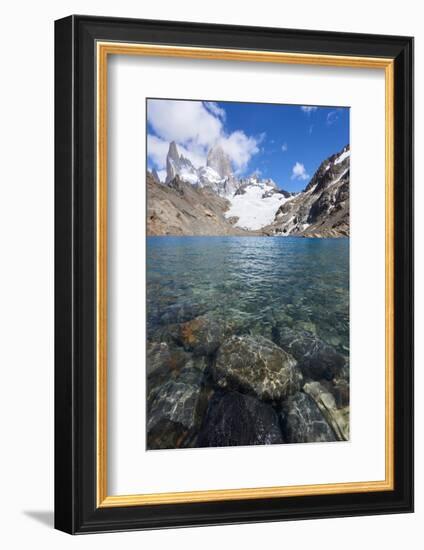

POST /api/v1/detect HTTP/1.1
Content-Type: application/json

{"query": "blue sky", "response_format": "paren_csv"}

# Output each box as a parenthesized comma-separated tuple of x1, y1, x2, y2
(147, 99, 349, 192)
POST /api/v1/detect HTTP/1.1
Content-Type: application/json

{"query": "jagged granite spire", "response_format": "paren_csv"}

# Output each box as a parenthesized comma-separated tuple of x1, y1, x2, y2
(206, 144, 233, 179)
(162, 140, 283, 200)
(165, 141, 199, 185)
(168, 141, 179, 162)
(165, 141, 180, 183)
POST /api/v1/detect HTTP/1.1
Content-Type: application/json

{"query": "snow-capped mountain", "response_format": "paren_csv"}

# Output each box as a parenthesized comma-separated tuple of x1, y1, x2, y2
(165, 141, 199, 185)
(164, 141, 238, 196)
(264, 145, 350, 237)
(148, 141, 350, 237)
(160, 141, 293, 230)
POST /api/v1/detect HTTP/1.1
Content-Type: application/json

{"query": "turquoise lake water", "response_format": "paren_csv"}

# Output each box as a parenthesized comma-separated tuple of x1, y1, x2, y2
(146, 236, 349, 355)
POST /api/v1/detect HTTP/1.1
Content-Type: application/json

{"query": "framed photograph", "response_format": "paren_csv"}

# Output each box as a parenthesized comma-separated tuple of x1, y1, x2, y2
(54, 15, 413, 534)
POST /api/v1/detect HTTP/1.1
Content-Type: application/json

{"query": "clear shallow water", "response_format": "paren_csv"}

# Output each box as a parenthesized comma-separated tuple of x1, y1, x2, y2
(147, 236, 349, 355)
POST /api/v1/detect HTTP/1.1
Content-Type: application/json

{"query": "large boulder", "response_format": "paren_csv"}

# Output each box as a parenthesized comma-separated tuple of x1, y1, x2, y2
(271, 326, 346, 381)
(212, 335, 302, 401)
(146, 341, 208, 398)
(197, 391, 284, 447)
(146, 341, 191, 376)
(303, 381, 349, 441)
(147, 366, 207, 449)
(282, 392, 336, 443)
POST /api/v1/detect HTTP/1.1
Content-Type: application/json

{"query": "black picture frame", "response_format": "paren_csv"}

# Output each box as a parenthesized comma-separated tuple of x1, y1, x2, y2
(55, 14, 414, 534)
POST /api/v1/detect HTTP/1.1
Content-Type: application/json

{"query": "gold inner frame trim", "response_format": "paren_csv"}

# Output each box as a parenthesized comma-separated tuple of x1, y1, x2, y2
(96, 41, 395, 508)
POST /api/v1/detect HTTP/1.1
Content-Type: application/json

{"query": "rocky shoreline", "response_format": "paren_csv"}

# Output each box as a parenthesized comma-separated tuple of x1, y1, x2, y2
(147, 308, 349, 450)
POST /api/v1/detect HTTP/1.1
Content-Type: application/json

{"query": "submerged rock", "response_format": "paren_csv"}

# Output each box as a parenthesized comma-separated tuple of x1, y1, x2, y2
(271, 326, 346, 381)
(303, 381, 349, 441)
(212, 335, 302, 401)
(147, 366, 207, 449)
(175, 314, 226, 356)
(146, 341, 191, 376)
(147, 418, 187, 450)
(331, 378, 350, 408)
(282, 392, 336, 443)
(160, 302, 209, 325)
(337, 363, 350, 383)
(197, 391, 284, 447)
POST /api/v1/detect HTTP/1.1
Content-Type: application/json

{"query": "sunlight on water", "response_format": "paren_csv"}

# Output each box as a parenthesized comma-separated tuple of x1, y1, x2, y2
(147, 236, 349, 354)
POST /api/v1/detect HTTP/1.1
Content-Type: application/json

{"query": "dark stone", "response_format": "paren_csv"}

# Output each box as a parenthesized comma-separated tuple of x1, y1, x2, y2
(303, 381, 349, 441)
(145, 341, 203, 398)
(336, 180, 349, 202)
(147, 418, 187, 450)
(307, 192, 332, 224)
(197, 391, 284, 447)
(212, 334, 302, 401)
(168, 174, 186, 196)
(337, 363, 350, 382)
(332, 379, 350, 408)
(147, 366, 208, 450)
(271, 326, 346, 381)
(146, 341, 191, 376)
(282, 392, 336, 443)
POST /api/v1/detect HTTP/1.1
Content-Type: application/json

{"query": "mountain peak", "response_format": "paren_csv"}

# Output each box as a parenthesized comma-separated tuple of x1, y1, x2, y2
(264, 145, 350, 237)
(168, 141, 180, 162)
(206, 143, 233, 179)
(163, 140, 288, 201)
(304, 144, 350, 194)
(166, 141, 198, 185)
(152, 141, 349, 236)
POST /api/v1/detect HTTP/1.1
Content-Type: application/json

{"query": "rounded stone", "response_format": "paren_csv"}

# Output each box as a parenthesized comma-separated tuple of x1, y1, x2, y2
(212, 334, 302, 401)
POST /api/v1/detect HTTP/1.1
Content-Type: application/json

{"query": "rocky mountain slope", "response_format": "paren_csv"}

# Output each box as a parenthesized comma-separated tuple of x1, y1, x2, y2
(147, 172, 253, 236)
(148, 141, 350, 237)
(263, 146, 350, 237)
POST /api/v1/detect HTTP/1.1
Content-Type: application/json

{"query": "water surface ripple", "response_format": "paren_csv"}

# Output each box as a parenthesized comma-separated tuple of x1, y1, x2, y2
(147, 236, 349, 354)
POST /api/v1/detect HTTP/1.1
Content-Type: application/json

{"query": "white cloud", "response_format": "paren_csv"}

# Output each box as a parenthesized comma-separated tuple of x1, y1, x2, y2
(178, 143, 208, 168)
(147, 99, 222, 148)
(281, 142, 288, 152)
(147, 134, 170, 169)
(147, 134, 207, 169)
(291, 162, 310, 181)
(326, 110, 340, 125)
(218, 131, 259, 172)
(301, 106, 318, 114)
(147, 99, 260, 174)
(204, 101, 226, 120)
